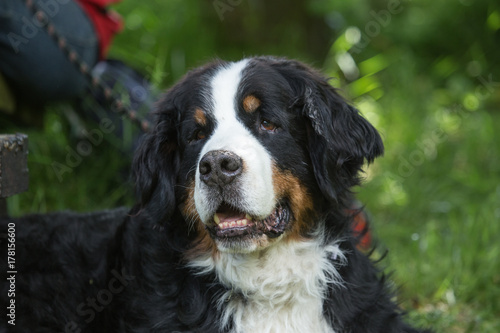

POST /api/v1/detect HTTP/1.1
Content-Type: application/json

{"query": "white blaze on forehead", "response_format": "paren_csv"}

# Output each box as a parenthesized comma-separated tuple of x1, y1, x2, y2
(194, 60, 276, 223)
(211, 59, 249, 122)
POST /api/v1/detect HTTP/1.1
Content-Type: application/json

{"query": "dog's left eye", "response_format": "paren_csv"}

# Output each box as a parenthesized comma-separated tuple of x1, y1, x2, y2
(260, 119, 278, 132)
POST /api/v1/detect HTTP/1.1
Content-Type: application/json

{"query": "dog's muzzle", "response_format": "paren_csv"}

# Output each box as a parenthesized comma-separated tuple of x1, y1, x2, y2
(194, 147, 286, 252)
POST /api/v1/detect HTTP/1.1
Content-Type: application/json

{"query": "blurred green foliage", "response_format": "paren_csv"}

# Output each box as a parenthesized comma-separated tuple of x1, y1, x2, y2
(1, 0, 499, 331)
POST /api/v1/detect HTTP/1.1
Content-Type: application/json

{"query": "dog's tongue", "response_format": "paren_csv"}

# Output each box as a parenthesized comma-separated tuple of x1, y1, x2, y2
(216, 212, 246, 223)
(216, 204, 246, 223)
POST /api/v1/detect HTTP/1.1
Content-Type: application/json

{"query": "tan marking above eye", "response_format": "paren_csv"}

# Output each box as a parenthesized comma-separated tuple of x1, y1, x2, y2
(243, 95, 261, 113)
(194, 108, 207, 126)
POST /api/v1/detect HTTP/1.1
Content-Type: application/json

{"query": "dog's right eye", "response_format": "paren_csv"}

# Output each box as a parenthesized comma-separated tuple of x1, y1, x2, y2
(189, 129, 206, 143)
(196, 130, 206, 140)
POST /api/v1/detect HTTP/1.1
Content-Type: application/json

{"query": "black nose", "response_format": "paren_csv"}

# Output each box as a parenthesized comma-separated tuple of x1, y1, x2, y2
(199, 150, 243, 186)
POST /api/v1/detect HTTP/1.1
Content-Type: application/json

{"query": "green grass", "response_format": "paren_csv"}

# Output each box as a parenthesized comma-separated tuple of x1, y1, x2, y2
(3, 109, 134, 214)
(346, 53, 500, 331)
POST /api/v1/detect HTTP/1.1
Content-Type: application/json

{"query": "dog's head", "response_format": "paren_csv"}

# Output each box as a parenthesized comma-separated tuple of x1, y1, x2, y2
(133, 57, 383, 254)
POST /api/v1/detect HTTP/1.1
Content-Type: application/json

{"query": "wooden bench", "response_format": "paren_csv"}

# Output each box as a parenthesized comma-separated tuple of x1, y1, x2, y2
(0, 134, 29, 216)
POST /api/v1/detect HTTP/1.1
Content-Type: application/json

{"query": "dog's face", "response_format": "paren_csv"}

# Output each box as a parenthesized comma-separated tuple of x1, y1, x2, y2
(133, 57, 383, 254)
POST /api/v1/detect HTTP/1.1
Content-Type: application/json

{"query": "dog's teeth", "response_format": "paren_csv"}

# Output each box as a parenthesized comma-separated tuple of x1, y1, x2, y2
(218, 219, 249, 229)
(245, 214, 252, 221)
(214, 214, 220, 225)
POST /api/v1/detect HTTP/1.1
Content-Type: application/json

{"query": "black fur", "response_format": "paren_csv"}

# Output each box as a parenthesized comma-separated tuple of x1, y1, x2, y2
(1, 57, 430, 333)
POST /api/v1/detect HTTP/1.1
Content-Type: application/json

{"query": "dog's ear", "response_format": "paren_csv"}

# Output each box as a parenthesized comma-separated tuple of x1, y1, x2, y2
(271, 59, 384, 202)
(132, 94, 180, 222)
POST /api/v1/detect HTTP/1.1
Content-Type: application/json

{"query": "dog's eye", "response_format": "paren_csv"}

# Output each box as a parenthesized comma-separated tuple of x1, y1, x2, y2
(260, 119, 278, 132)
(190, 130, 206, 143)
(196, 130, 206, 140)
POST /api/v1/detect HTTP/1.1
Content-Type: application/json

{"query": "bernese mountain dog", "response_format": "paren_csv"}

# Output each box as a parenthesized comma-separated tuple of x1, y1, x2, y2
(1, 57, 431, 333)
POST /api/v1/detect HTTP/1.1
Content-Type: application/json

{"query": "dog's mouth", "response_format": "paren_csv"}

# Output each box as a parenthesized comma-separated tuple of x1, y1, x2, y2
(206, 202, 291, 240)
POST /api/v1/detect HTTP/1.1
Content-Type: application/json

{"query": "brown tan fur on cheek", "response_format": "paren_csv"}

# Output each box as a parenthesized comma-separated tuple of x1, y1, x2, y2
(180, 180, 218, 260)
(272, 164, 315, 241)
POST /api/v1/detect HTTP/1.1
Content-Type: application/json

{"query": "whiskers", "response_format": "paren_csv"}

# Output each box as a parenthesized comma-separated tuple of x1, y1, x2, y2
(174, 172, 201, 234)
(182, 193, 202, 234)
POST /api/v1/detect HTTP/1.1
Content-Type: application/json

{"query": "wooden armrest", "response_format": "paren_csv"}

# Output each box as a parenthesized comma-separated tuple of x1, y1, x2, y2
(0, 134, 29, 215)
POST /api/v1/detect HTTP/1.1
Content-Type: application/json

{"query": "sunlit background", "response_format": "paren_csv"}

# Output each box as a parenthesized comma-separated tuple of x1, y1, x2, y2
(1, 0, 499, 331)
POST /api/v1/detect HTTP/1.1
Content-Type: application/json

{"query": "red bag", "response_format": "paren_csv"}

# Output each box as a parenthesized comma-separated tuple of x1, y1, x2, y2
(76, 0, 123, 59)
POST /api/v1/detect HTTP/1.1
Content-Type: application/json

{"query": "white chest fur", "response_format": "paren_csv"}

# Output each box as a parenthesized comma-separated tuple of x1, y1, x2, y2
(189, 235, 345, 333)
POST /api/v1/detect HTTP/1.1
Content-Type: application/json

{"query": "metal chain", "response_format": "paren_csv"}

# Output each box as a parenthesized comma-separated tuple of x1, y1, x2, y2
(24, 0, 152, 132)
